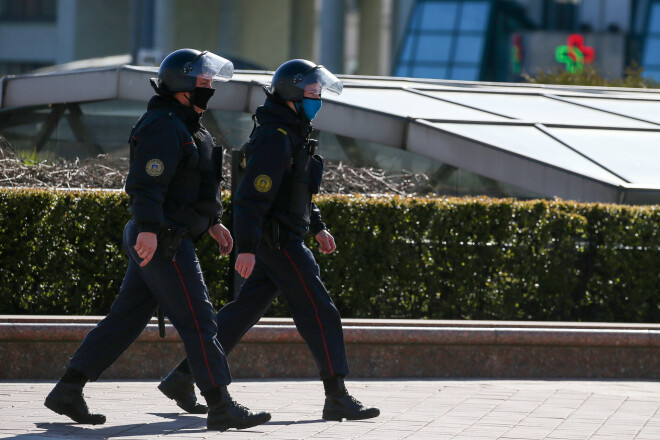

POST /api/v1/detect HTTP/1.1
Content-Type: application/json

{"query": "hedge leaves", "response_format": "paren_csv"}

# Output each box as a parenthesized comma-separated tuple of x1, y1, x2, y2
(1, 189, 658, 322)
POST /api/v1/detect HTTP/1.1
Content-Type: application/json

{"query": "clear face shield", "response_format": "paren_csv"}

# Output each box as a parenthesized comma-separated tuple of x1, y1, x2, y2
(183, 51, 234, 85)
(293, 65, 343, 97)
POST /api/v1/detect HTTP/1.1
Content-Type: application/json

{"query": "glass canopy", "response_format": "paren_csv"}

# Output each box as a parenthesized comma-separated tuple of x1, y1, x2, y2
(2, 65, 660, 203)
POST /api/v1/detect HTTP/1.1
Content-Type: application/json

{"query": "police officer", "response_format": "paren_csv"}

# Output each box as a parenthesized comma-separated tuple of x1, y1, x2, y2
(158, 59, 380, 421)
(44, 48, 271, 431)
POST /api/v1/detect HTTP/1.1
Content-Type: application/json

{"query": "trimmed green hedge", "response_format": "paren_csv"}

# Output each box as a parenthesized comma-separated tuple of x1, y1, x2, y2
(1, 188, 658, 322)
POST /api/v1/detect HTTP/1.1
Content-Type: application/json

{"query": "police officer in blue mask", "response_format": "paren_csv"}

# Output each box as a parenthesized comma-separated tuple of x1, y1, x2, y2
(44, 48, 271, 431)
(158, 59, 380, 422)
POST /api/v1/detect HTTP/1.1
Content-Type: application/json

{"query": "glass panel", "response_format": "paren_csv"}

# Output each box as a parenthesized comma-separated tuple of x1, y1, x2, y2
(449, 66, 479, 81)
(0, 0, 57, 22)
(433, 123, 626, 184)
(207, 109, 255, 149)
(393, 65, 411, 77)
(649, 2, 660, 32)
(399, 34, 415, 62)
(563, 97, 660, 124)
(546, 128, 660, 184)
(458, 1, 491, 31)
(344, 79, 452, 88)
(578, 0, 630, 33)
(577, 0, 601, 31)
(408, 0, 424, 30)
(642, 37, 660, 66)
(603, 0, 629, 33)
(424, 92, 659, 127)
(412, 65, 448, 79)
(333, 88, 508, 120)
(416, 35, 452, 62)
(642, 68, 660, 81)
(0, 103, 136, 160)
(453, 35, 485, 63)
(77, 101, 146, 156)
(442, 85, 584, 94)
(419, 1, 459, 31)
(317, 131, 541, 198)
(0, 100, 256, 160)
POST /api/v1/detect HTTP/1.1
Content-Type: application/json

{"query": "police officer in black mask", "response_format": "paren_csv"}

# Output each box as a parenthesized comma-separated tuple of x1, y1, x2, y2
(44, 49, 271, 431)
(158, 59, 380, 422)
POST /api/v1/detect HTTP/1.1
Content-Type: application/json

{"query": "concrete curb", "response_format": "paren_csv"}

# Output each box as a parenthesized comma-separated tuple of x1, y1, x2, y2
(1, 316, 659, 379)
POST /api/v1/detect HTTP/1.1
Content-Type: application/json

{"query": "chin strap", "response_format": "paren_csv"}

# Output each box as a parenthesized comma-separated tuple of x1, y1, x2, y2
(183, 92, 196, 111)
(150, 78, 171, 96)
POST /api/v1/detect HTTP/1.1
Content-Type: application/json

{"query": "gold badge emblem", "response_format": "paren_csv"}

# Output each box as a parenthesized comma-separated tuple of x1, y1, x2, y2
(254, 174, 272, 192)
(146, 159, 164, 177)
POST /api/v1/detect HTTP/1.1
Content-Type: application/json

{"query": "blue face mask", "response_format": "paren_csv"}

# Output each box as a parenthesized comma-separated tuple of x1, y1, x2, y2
(296, 98, 322, 120)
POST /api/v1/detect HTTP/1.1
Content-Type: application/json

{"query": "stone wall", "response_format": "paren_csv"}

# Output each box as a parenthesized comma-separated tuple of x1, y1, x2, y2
(1, 316, 659, 380)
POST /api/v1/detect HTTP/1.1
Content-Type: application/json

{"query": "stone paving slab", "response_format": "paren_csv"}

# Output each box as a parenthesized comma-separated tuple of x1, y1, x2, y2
(0, 379, 658, 439)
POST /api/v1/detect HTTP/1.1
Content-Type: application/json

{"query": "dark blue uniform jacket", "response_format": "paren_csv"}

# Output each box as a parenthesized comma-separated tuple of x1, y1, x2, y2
(125, 95, 223, 239)
(234, 97, 326, 253)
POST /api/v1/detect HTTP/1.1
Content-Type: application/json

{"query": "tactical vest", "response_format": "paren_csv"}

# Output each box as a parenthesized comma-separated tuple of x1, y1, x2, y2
(238, 122, 323, 230)
(128, 107, 223, 238)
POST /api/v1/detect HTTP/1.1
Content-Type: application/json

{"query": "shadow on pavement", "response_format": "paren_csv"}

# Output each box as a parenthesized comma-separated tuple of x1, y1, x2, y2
(267, 418, 325, 425)
(14, 412, 326, 438)
(22, 414, 206, 438)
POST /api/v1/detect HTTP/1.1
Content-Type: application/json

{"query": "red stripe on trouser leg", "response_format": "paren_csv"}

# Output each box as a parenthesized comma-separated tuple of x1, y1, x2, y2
(283, 249, 334, 377)
(173, 261, 217, 387)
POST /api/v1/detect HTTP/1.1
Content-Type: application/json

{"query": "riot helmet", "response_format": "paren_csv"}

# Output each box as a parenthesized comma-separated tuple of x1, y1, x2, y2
(154, 48, 234, 93)
(270, 59, 343, 102)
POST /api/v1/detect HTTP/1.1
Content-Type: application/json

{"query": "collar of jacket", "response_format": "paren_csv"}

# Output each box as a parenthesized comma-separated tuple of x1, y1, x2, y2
(147, 94, 203, 127)
(255, 95, 312, 139)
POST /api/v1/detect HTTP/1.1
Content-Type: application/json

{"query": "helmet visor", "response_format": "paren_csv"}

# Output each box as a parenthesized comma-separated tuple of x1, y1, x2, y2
(185, 51, 234, 83)
(294, 65, 343, 96)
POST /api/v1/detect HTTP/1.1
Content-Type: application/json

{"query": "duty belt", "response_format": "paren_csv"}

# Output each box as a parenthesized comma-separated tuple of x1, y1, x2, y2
(157, 226, 189, 261)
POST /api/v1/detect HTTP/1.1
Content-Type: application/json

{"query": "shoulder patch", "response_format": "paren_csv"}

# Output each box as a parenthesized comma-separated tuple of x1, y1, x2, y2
(146, 159, 164, 177)
(254, 174, 272, 193)
(277, 128, 288, 135)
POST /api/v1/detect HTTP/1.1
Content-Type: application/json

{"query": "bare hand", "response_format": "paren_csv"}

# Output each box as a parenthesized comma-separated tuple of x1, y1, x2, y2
(208, 223, 233, 255)
(315, 230, 336, 254)
(235, 253, 255, 279)
(134, 232, 157, 267)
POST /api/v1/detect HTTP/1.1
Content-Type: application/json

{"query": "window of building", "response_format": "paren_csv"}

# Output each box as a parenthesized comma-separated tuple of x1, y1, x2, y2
(0, 0, 56, 22)
(542, 0, 579, 31)
(642, 1, 660, 80)
(393, 0, 493, 81)
(0, 61, 50, 76)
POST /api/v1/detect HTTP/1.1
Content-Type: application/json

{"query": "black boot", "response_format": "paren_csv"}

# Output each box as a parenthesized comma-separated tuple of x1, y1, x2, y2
(158, 368, 208, 414)
(204, 386, 271, 431)
(44, 381, 106, 425)
(322, 377, 380, 421)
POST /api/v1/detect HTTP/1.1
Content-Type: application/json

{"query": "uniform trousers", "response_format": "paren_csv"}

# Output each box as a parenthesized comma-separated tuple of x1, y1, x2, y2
(215, 233, 350, 379)
(68, 219, 231, 391)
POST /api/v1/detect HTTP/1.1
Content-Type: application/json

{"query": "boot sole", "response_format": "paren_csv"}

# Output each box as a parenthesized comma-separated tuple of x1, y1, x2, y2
(44, 399, 106, 425)
(322, 409, 380, 421)
(207, 413, 272, 431)
(157, 382, 208, 414)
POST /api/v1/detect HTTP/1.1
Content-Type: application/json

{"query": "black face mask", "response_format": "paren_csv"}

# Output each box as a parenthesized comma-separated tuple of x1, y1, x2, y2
(189, 87, 215, 110)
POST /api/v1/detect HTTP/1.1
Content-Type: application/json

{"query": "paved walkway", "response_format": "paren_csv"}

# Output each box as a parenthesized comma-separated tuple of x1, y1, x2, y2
(0, 379, 659, 439)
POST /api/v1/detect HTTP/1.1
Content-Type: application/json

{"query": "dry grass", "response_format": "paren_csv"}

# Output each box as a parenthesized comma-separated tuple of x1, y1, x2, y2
(0, 143, 430, 194)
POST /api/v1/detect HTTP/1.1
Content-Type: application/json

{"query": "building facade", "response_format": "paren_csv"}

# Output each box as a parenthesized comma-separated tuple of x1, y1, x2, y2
(2, 0, 660, 82)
